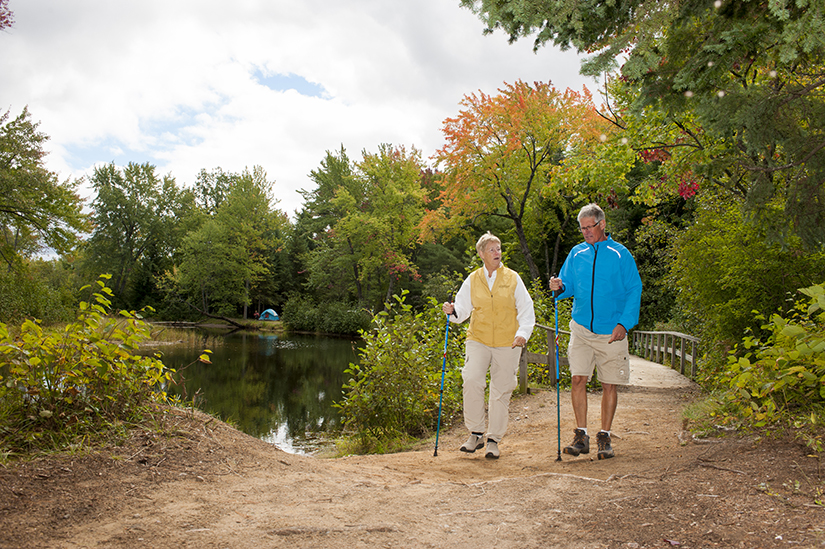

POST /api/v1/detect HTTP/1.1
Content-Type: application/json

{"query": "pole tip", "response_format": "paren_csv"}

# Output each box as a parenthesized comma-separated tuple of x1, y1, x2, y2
(433, 450, 438, 457)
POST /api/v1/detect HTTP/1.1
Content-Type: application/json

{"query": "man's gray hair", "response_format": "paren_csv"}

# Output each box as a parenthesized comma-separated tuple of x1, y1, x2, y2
(577, 203, 605, 224)
(475, 231, 501, 254)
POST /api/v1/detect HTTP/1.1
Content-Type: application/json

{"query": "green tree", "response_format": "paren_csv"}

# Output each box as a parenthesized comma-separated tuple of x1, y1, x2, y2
(82, 162, 193, 308)
(298, 146, 357, 245)
(0, 259, 77, 324)
(170, 166, 288, 317)
(193, 167, 237, 212)
(0, 108, 88, 268)
(302, 145, 428, 309)
(294, 147, 364, 303)
(338, 144, 428, 305)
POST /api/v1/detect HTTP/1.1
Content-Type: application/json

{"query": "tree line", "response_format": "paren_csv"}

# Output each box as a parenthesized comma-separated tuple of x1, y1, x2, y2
(1, 1, 823, 348)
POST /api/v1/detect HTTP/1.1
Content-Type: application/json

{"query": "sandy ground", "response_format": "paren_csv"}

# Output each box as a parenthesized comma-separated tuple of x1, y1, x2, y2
(1, 358, 824, 549)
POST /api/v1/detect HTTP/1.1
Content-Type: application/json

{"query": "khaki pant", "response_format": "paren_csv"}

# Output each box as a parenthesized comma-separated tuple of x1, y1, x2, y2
(568, 319, 630, 385)
(462, 340, 521, 442)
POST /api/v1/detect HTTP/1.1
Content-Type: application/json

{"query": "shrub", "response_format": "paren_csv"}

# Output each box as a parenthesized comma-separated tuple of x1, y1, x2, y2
(720, 282, 825, 452)
(0, 262, 77, 325)
(282, 295, 371, 335)
(671, 200, 825, 355)
(281, 294, 320, 332)
(335, 291, 464, 453)
(318, 301, 371, 335)
(0, 275, 176, 458)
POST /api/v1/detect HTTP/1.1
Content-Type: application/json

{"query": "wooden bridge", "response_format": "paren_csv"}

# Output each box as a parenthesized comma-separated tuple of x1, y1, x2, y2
(518, 324, 699, 394)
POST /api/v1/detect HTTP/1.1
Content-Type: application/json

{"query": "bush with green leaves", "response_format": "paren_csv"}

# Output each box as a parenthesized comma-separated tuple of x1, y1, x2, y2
(671, 200, 825, 357)
(0, 275, 174, 457)
(282, 294, 371, 335)
(318, 301, 372, 335)
(719, 283, 825, 452)
(335, 291, 464, 453)
(0, 261, 78, 325)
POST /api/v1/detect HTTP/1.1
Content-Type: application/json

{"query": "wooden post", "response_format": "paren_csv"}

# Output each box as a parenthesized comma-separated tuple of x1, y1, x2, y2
(691, 340, 697, 378)
(518, 347, 528, 394)
(670, 334, 676, 368)
(655, 333, 661, 363)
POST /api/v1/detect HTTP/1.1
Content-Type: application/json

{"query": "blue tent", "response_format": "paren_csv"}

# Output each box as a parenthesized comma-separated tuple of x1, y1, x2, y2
(259, 309, 279, 321)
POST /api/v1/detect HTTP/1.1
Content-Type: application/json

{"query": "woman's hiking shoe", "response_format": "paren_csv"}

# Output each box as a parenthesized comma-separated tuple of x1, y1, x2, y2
(460, 433, 485, 453)
(563, 428, 590, 456)
(485, 439, 500, 459)
(597, 431, 615, 460)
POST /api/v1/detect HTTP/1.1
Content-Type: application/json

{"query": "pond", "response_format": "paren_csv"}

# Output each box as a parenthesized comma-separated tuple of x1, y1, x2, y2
(155, 329, 360, 455)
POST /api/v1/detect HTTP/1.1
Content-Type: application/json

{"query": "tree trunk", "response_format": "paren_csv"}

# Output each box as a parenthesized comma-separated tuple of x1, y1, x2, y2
(183, 301, 246, 329)
(544, 238, 551, 281)
(243, 278, 250, 319)
(347, 237, 363, 302)
(552, 216, 570, 276)
(513, 216, 540, 283)
(384, 274, 396, 309)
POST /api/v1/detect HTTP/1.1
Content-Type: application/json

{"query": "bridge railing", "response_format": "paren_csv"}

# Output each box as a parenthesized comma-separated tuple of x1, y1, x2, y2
(630, 330, 700, 378)
(517, 323, 569, 394)
(518, 325, 700, 392)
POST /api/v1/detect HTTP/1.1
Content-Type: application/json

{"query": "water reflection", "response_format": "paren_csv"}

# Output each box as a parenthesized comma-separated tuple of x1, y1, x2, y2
(159, 331, 359, 454)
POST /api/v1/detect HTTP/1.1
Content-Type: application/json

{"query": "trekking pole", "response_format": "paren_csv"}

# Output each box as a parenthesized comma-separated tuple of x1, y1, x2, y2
(434, 295, 454, 457)
(553, 278, 563, 462)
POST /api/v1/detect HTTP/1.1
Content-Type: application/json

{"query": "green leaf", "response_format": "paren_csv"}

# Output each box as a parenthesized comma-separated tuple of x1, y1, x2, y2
(781, 325, 806, 338)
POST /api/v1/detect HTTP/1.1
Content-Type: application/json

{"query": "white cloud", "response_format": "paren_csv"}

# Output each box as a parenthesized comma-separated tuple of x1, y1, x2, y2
(1, 0, 595, 216)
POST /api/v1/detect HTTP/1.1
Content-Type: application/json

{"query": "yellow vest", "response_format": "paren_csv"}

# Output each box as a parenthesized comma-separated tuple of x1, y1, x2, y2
(467, 266, 519, 347)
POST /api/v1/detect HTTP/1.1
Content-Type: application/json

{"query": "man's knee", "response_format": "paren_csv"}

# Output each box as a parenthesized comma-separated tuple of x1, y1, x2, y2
(571, 375, 588, 389)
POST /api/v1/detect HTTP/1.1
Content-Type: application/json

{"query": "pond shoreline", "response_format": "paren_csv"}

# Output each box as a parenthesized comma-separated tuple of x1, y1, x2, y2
(147, 330, 356, 454)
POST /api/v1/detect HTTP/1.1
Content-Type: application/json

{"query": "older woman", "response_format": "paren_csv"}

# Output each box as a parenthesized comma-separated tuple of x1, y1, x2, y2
(442, 232, 535, 459)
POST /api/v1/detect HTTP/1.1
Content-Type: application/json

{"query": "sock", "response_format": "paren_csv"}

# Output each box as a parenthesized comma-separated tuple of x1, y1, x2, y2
(599, 430, 611, 436)
(579, 428, 588, 435)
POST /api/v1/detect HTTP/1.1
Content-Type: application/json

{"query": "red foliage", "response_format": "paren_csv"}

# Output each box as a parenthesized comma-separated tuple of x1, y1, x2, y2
(639, 148, 671, 163)
(0, 0, 13, 30)
(677, 172, 699, 199)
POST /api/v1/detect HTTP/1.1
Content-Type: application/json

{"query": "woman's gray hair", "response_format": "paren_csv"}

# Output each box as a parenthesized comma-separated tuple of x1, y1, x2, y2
(475, 231, 501, 254)
(577, 203, 605, 224)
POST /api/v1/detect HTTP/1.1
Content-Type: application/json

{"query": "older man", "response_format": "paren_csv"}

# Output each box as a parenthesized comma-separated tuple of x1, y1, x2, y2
(550, 203, 642, 460)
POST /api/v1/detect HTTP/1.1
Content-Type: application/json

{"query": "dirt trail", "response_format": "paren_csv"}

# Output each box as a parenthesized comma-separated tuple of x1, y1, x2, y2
(1, 359, 823, 549)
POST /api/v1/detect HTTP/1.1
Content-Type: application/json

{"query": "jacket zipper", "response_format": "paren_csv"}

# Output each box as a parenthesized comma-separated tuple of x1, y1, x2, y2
(590, 243, 598, 332)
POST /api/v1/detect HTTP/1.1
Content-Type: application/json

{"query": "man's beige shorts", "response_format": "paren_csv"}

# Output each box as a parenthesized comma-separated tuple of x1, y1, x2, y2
(567, 319, 630, 385)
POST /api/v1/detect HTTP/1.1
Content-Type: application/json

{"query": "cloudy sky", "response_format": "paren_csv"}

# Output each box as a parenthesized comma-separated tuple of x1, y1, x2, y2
(1, 0, 596, 217)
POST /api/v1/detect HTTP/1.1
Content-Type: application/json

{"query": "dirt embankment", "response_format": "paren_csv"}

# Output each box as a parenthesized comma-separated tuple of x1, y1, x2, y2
(1, 359, 823, 549)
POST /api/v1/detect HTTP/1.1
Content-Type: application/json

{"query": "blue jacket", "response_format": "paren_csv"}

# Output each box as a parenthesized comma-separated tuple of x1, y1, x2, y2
(557, 234, 643, 335)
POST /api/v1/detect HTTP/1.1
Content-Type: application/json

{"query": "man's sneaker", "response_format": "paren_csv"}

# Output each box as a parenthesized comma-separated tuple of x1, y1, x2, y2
(460, 433, 485, 453)
(563, 428, 590, 456)
(485, 439, 500, 459)
(597, 431, 614, 460)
